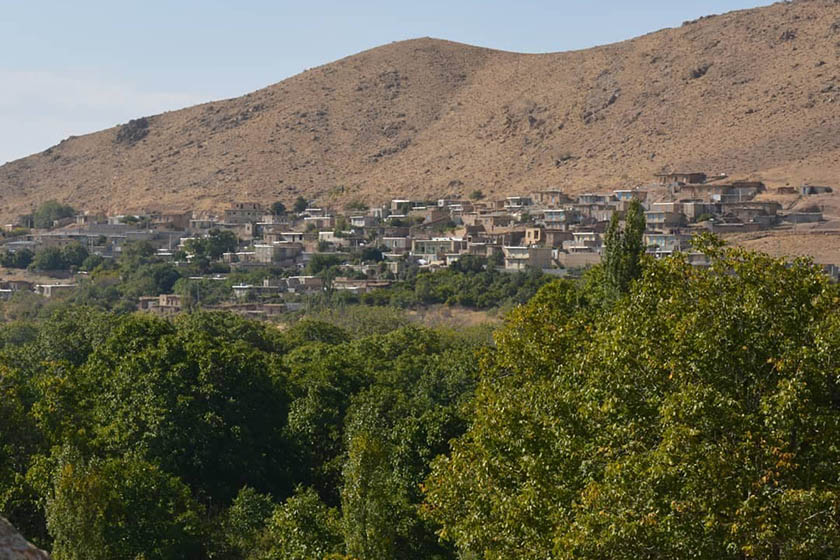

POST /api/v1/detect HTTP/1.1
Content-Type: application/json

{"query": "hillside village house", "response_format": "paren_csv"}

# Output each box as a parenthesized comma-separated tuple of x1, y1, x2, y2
(411, 238, 468, 262)
(138, 293, 184, 315)
(801, 185, 833, 196)
(644, 232, 693, 252)
(542, 208, 580, 228)
(148, 211, 192, 230)
(565, 231, 602, 253)
(382, 236, 410, 253)
(224, 202, 264, 224)
(503, 196, 533, 211)
(614, 189, 648, 203)
(285, 276, 323, 294)
(350, 215, 376, 228)
(645, 209, 685, 229)
(531, 190, 573, 207)
(332, 277, 392, 294)
(13, 169, 840, 320)
(502, 246, 552, 271)
(390, 199, 413, 214)
(304, 215, 335, 229)
(655, 172, 707, 185)
(254, 242, 303, 265)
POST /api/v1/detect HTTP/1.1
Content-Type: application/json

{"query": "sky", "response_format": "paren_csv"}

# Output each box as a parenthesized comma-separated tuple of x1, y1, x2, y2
(0, 0, 770, 164)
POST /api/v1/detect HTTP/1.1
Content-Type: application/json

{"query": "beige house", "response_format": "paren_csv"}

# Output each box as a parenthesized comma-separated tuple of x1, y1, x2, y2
(502, 246, 552, 271)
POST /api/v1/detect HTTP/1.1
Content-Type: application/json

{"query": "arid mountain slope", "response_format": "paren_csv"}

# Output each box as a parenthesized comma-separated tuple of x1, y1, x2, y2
(1, 0, 839, 219)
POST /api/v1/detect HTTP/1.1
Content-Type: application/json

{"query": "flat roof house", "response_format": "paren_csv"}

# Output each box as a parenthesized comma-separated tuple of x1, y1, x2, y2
(655, 172, 707, 185)
(502, 246, 552, 271)
(224, 203, 263, 224)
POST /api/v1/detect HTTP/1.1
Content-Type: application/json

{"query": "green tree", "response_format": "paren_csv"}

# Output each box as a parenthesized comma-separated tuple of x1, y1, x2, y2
(285, 320, 350, 348)
(121, 239, 156, 261)
(342, 381, 469, 560)
(468, 190, 484, 201)
(60, 243, 89, 269)
(81, 312, 292, 503)
(358, 246, 383, 263)
(0, 248, 34, 269)
(424, 248, 840, 560)
(307, 253, 342, 275)
(271, 201, 287, 216)
(256, 487, 343, 560)
(32, 200, 75, 229)
(222, 486, 277, 558)
(80, 254, 104, 271)
(0, 368, 46, 544)
(46, 451, 204, 560)
(342, 428, 397, 560)
(29, 247, 66, 271)
(120, 262, 181, 298)
(185, 229, 238, 260)
(293, 196, 309, 213)
(603, 198, 646, 299)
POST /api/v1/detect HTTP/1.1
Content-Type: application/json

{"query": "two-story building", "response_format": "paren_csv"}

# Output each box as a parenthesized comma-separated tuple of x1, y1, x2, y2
(224, 203, 263, 224)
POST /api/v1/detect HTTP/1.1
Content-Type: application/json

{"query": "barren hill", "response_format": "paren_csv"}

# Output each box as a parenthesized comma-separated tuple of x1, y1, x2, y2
(2, 0, 840, 220)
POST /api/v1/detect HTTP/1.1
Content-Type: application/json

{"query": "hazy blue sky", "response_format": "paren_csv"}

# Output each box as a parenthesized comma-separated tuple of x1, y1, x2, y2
(1, 0, 769, 164)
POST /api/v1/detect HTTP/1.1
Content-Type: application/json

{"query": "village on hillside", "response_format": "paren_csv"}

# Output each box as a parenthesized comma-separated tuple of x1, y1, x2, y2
(0, 171, 837, 316)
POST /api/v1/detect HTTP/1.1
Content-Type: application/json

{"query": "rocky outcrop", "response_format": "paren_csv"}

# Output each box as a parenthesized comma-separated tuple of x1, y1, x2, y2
(0, 518, 49, 560)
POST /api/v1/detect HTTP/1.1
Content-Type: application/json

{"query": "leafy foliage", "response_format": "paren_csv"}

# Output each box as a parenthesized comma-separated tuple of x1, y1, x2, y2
(293, 196, 309, 213)
(255, 487, 343, 560)
(46, 451, 203, 560)
(0, 248, 34, 269)
(183, 228, 239, 260)
(603, 198, 645, 299)
(3, 241, 838, 559)
(28, 243, 89, 271)
(31, 200, 76, 229)
(0, 305, 483, 558)
(424, 246, 840, 559)
(270, 201, 286, 215)
(358, 259, 550, 309)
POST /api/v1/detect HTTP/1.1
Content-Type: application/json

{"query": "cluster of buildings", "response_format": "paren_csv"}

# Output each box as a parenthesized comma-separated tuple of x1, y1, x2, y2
(2, 172, 836, 306)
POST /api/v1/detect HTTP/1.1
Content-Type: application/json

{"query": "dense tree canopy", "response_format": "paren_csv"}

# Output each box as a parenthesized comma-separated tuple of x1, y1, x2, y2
(27, 243, 89, 272)
(0, 306, 482, 558)
(3, 240, 840, 559)
(424, 244, 840, 559)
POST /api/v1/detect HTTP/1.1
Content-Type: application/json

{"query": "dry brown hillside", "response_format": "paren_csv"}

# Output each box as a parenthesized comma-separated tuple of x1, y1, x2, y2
(2, 0, 840, 221)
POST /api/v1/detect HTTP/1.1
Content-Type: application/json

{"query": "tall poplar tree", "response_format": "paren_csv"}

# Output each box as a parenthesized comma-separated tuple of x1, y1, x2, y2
(603, 198, 646, 298)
